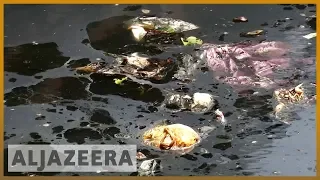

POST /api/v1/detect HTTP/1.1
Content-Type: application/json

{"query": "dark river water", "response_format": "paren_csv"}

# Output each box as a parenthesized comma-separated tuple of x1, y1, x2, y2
(4, 4, 316, 176)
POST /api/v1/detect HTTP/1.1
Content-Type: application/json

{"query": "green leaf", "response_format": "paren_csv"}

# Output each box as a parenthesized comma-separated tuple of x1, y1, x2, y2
(181, 36, 203, 46)
(113, 77, 128, 85)
(156, 26, 175, 33)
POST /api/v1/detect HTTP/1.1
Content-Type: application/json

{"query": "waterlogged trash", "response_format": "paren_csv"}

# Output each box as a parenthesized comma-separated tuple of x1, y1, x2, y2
(142, 123, 201, 154)
(181, 36, 203, 46)
(141, 9, 151, 14)
(128, 25, 148, 41)
(165, 92, 215, 113)
(272, 83, 312, 119)
(74, 53, 177, 83)
(136, 152, 147, 160)
(113, 77, 128, 85)
(240, 30, 264, 37)
(233, 16, 248, 23)
(138, 159, 162, 176)
(165, 94, 193, 110)
(214, 109, 227, 126)
(125, 16, 199, 41)
(125, 16, 199, 33)
(191, 92, 215, 113)
(303, 33, 316, 39)
(274, 83, 305, 104)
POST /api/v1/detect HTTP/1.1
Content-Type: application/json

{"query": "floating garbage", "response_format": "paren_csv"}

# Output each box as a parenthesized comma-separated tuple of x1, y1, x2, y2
(274, 83, 304, 104)
(272, 83, 310, 117)
(113, 77, 128, 85)
(233, 16, 248, 23)
(240, 30, 264, 37)
(125, 16, 199, 33)
(165, 92, 216, 114)
(136, 152, 147, 160)
(181, 36, 203, 46)
(86, 15, 200, 56)
(142, 123, 201, 155)
(128, 25, 148, 41)
(141, 9, 151, 14)
(214, 109, 227, 126)
(302, 33, 316, 39)
(138, 159, 162, 176)
(125, 16, 200, 41)
(191, 92, 215, 113)
(75, 53, 177, 83)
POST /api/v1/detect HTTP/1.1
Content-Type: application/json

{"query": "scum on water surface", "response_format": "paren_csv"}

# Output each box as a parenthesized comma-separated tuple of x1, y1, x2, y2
(4, 4, 316, 176)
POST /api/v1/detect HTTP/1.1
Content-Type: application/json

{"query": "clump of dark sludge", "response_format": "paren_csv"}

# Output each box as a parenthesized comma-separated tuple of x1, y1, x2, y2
(4, 42, 70, 76)
(4, 77, 91, 106)
(89, 73, 165, 103)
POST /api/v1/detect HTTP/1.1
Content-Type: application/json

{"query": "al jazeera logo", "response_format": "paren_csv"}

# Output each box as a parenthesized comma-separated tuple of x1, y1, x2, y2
(7, 145, 137, 172)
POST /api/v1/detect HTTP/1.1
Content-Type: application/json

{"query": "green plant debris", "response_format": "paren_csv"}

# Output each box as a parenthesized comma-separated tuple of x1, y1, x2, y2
(157, 26, 175, 33)
(113, 77, 128, 85)
(181, 36, 203, 46)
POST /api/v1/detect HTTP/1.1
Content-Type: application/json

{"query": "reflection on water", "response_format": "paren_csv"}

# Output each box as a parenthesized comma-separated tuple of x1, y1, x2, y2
(4, 4, 316, 176)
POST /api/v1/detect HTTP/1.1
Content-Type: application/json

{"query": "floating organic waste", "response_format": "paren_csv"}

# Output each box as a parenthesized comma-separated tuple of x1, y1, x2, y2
(240, 30, 264, 37)
(271, 83, 311, 123)
(126, 16, 199, 42)
(86, 15, 199, 56)
(114, 77, 128, 85)
(181, 36, 203, 46)
(156, 26, 175, 33)
(233, 16, 248, 23)
(75, 53, 177, 84)
(165, 92, 216, 114)
(143, 123, 201, 154)
(125, 16, 199, 34)
(274, 83, 305, 105)
(200, 40, 312, 91)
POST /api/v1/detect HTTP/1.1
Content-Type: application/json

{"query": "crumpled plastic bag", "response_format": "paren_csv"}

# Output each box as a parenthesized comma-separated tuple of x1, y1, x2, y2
(142, 123, 201, 155)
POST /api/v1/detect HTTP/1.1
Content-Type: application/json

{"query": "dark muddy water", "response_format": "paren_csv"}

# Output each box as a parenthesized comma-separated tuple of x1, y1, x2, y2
(4, 4, 316, 176)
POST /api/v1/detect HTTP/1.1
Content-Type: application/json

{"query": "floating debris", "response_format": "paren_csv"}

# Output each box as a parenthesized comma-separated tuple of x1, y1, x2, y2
(303, 33, 316, 39)
(240, 30, 264, 37)
(113, 77, 128, 85)
(141, 9, 151, 14)
(191, 92, 215, 113)
(128, 25, 148, 41)
(233, 16, 248, 23)
(138, 159, 162, 176)
(165, 92, 216, 113)
(272, 83, 313, 119)
(214, 109, 227, 126)
(181, 36, 203, 46)
(136, 152, 147, 160)
(274, 83, 305, 104)
(75, 53, 177, 83)
(142, 123, 201, 154)
(125, 16, 199, 34)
